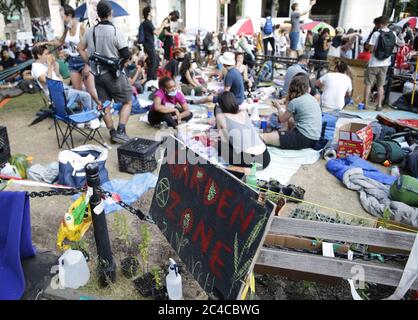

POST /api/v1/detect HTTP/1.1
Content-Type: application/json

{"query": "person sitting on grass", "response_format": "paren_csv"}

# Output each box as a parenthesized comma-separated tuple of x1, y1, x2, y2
(262, 74, 322, 150)
(191, 52, 245, 106)
(216, 91, 270, 170)
(164, 47, 186, 79)
(148, 77, 193, 129)
(179, 54, 207, 96)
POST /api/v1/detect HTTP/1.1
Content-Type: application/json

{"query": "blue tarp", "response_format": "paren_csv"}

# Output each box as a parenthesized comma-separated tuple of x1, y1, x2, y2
(326, 156, 397, 186)
(101, 173, 158, 214)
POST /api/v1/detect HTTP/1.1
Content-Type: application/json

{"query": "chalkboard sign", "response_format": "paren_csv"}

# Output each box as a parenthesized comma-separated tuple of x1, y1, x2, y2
(150, 137, 274, 300)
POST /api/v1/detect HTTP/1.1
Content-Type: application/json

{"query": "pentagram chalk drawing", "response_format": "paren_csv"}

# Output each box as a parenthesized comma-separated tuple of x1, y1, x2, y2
(156, 178, 170, 208)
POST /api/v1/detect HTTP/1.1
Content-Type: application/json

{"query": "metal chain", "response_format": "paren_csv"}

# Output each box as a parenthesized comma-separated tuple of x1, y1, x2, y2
(27, 186, 155, 224)
(28, 187, 87, 199)
(268, 245, 409, 263)
(99, 188, 155, 224)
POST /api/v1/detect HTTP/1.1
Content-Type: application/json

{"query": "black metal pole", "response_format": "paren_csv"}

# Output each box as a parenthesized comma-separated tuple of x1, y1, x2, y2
(85, 162, 116, 287)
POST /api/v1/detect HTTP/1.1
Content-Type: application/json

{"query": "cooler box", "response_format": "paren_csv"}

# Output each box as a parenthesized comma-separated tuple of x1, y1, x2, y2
(337, 123, 373, 159)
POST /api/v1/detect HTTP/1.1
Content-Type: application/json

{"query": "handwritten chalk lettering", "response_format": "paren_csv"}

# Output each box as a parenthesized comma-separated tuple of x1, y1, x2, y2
(151, 137, 273, 299)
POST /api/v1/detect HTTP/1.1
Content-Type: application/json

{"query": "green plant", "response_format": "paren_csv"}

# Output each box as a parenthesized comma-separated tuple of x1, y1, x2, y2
(138, 224, 151, 274)
(114, 213, 131, 247)
(151, 267, 163, 290)
(381, 208, 392, 229)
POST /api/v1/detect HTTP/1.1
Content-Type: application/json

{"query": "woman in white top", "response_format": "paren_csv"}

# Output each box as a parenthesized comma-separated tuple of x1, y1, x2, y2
(316, 60, 353, 112)
(36, 5, 100, 106)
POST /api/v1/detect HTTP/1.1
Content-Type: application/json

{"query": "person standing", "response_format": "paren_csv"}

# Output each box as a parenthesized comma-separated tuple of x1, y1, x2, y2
(36, 4, 101, 107)
(313, 28, 331, 61)
(261, 13, 275, 56)
(161, 10, 180, 61)
(141, 6, 170, 81)
(290, 0, 316, 58)
(362, 16, 396, 111)
(78, 0, 132, 144)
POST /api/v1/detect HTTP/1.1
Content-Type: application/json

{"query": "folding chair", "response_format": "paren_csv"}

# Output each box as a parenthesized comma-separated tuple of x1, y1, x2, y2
(46, 78, 107, 149)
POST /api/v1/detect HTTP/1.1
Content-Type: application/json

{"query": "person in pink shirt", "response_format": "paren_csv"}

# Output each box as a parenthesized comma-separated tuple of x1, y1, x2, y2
(148, 77, 193, 128)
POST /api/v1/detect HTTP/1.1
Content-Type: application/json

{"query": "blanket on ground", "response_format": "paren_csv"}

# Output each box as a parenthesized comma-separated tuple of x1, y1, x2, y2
(343, 168, 418, 227)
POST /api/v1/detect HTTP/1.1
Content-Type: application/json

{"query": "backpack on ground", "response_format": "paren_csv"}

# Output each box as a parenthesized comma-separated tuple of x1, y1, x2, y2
(369, 140, 406, 164)
(402, 147, 418, 178)
(17, 80, 40, 94)
(263, 17, 273, 36)
(390, 175, 418, 207)
(374, 30, 396, 60)
(137, 23, 145, 45)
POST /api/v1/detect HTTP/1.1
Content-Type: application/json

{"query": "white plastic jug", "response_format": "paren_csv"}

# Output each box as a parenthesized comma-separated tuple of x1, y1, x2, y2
(58, 250, 90, 289)
(166, 258, 183, 300)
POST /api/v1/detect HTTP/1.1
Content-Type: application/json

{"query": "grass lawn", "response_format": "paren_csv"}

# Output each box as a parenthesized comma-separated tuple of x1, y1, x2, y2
(0, 93, 47, 115)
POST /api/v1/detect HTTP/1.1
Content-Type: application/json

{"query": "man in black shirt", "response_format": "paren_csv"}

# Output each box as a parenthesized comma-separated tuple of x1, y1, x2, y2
(0, 48, 16, 71)
(142, 6, 169, 81)
(164, 48, 185, 78)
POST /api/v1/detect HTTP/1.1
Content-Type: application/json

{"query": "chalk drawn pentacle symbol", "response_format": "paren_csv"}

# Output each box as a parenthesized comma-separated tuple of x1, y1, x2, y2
(156, 178, 170, 208)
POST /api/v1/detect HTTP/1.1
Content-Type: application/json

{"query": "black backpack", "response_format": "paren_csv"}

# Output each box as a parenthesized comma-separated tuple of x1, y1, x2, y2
(17, 80, 40, 94)
(374, 30, 396, 60)
(402, 147, 418, 178)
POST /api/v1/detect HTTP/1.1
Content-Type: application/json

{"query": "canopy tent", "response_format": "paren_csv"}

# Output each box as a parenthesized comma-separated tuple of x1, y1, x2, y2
(302, 21, 335, 36)
(397, 17, 418, 29)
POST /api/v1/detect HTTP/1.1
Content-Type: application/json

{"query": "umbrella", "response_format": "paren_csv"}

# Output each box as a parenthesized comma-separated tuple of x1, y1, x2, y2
(229, 18, 260, 35)
(75, 1, 129, 21)
(302, 21, 335, 36)
(397, 17, 418, 29)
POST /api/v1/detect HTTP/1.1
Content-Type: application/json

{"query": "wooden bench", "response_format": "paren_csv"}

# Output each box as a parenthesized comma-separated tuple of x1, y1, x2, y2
(255, 217, 418, 290)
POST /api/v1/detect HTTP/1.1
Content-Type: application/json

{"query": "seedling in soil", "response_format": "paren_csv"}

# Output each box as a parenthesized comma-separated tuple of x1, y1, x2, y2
(113, 212, 131, 247)
(133, 270, 167, 300)
(151, 267, 163, 290)
(121, 256, 140, 279)
(138, 224, 151, 274)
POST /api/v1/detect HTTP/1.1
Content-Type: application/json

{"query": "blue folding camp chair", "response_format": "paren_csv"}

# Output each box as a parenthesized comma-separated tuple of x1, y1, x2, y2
(46, 78, 106, 149)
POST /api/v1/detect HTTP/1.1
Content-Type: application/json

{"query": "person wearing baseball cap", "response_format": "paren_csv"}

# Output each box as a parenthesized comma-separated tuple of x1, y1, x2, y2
(192, 51, 245, 106)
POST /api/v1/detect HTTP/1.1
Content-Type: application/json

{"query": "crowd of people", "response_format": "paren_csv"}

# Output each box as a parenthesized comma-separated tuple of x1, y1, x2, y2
(1, 0, 418, 170)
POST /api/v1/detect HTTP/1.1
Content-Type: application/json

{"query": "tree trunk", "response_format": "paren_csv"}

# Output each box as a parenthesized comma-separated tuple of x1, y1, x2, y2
(272, 0, 279, 18)
(25, 0, 51, 18)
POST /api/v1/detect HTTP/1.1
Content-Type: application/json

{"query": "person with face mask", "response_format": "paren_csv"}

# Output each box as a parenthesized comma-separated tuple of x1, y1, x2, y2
(35, 4, 101, 108)
(148, 77, 193, 129)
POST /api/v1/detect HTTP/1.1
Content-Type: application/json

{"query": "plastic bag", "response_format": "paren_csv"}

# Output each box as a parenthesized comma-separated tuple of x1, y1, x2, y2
(101, 173, 158, 214)
(57, 194, 92, 251)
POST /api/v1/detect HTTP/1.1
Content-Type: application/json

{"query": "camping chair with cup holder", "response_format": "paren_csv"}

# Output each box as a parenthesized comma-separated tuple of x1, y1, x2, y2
(46, 78, 107, 150)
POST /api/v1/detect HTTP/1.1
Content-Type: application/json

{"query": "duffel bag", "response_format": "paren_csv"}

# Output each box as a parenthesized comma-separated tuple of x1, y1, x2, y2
(402, 147, 418, 178)
(369, 140, 406, 164)
(390, 175, 418, 207)
(58, 145, 109, 188)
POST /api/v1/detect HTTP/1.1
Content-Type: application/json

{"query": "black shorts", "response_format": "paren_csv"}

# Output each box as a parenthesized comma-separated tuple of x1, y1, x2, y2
(95, 72, 132, 104)
(279, 129, 318, 150)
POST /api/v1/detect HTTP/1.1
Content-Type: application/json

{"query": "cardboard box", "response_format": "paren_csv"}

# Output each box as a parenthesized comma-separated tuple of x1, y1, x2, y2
(341, 58, 369, 105)
(337, 122, 373, 159)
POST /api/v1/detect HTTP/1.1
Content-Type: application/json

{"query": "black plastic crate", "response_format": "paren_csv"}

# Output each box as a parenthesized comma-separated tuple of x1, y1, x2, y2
(0, 126, 11, 167)
(117, 138, 161, 174)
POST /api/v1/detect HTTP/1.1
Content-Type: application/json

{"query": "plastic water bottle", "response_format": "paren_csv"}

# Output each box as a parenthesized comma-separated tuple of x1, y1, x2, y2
(191, 89, 195, 97)
(391, 166, 400, 178)
(166, 258, 183, 300)
(58, 250, 90, 289)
